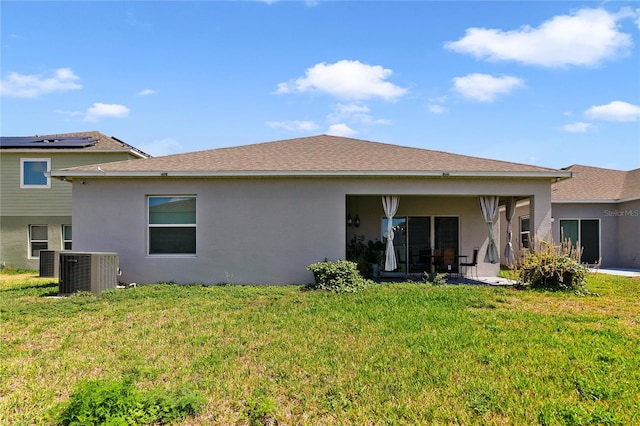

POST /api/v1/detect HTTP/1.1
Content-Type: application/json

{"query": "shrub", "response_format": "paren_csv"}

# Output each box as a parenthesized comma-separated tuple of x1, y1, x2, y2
(55, 378, 204, 425)
(517, 239, 589, 294)
(306, 260, 372, 293)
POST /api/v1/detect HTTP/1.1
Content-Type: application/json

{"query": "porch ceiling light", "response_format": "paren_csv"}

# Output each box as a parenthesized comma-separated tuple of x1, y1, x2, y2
(354, 215, 360, 227)
(347, 214, 353, 227)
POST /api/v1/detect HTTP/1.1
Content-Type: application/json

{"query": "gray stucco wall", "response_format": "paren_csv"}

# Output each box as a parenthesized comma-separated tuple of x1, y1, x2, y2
(551, 202, 617, 267)
(616, 199, 640, 268)
(70, 176, 554, 285)
(551, 201, 640, 269)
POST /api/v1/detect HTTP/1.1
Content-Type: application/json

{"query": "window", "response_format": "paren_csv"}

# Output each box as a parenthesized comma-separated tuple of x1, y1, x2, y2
(148, 196, 196, 255)
(62, 225, 72, 250)
(29, 225, 48, 258)
(21, 158, 50, 188)
(520, 216, 530, 249)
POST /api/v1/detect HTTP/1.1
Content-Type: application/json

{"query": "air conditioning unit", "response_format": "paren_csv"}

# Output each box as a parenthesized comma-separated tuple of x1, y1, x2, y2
(39, 250, 60, 278)
(58, 252, 119, 295)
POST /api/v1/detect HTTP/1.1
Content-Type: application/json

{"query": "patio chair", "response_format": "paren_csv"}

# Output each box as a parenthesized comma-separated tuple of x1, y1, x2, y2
(432, 249, 444, 272)
(460, 247, 479, 281)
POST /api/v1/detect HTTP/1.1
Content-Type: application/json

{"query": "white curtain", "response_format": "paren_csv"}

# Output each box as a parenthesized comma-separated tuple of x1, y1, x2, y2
(504, 197, 516, 268)
(382, 196, 399, 271)
(480, 196, 500, 264)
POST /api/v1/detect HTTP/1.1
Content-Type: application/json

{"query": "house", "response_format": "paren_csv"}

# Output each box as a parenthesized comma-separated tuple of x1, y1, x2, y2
(550, 165, 639, 269)
(499, 164, 640, 269)
(0, 131, 150, 270)
(51, 135, 571, 285)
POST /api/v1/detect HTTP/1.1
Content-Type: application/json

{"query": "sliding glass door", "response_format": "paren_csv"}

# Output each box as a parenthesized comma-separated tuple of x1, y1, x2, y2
(382, 216, 458, 273)
(560, 219, 600, 264)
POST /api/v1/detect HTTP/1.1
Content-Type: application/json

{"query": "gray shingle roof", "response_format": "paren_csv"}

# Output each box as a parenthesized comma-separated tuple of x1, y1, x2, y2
(552, 164, 640, 201)
(56, 134, 565, 177)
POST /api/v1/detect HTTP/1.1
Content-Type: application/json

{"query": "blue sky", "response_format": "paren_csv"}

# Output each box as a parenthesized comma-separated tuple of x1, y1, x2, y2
(2, 1, 639, 170)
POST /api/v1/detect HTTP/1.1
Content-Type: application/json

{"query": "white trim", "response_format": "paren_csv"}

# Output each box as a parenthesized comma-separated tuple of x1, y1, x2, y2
(28, 224, 48, 259)
(519, 215, 531, 250)
(20, 158, 51, 188)
(62, 224, 72, 250)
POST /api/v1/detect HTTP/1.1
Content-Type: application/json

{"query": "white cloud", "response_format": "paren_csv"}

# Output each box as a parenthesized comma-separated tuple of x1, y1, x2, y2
(137, 138, 184, 157)
(562, 122, 592, 133)
(275, 60, 407, 101)
(327, 103, 391, 125)
(54, 109, 84, 118)
(584, 101, 640, 122)
(0, 67, 82, 98)
(451, 73, 524, 102)
(84, 103, 130, 122)
(444, 8, 633, 67)
(428, 104, 448, 114)
(329, 103, 370, 118)
(326, 123, 357, 137)
(265, 120, 319, 131)
(137, 88, 156, 96)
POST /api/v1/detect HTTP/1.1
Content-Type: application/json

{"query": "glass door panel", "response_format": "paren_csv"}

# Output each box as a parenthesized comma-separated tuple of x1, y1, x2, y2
(408, 217, 431, 273)
(434, 217, 459, 272)
(580, 220, 600, 264)
(560, 220, 579, 248)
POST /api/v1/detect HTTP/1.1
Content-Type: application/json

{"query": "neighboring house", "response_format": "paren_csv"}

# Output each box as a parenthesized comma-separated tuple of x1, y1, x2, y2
(0, 131, 150, 269)
(51, 135, 571, 285)
(550, 165, 640, 269)
(499, 164, 640, 269)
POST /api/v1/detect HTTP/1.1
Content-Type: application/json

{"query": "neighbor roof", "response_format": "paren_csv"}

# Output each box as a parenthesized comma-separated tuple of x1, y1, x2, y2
(53, 134, 570, 179)
(1, 131, 150, 158)
(552, 164, 640, 202)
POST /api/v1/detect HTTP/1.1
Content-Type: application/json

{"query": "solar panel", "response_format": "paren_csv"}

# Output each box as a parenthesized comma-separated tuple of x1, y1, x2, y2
(0, 136, 98, 148)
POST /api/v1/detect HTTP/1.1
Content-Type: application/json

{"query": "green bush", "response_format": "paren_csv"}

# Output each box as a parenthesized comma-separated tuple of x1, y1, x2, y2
(306, 260, 372, 293)
(517, 239, 589, 294)
(55, 378, 204, 425)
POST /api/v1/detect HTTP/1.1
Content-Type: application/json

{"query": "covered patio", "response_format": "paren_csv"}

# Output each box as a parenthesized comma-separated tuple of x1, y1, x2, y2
(345, 194, 532, 280)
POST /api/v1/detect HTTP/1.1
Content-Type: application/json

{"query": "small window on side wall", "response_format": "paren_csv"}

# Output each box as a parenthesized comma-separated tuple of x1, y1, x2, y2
(29, 225, 48, 258)
(148, 196, 196, 255)
(520, 216, 530, 249)
(62, 225, 72, 250)
(21, 158, 51, 188)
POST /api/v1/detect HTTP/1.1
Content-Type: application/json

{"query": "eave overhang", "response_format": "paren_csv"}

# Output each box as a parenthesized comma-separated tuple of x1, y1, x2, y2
(51, 169, 574, 181)
(552, 196, 640, 204)
(2, 148, 148, 159)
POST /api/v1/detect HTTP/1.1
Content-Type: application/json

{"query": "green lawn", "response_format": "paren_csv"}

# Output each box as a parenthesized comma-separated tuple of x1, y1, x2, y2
(1, 272, 639, 425)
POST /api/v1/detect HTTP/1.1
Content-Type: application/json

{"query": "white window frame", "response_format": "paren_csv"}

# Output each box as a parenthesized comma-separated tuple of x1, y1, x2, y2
(62, 225, 72, 250)
(29, 225, 48, 259)
(147, 195, 197, 256)
(20, 158, 51, 188)
(519, 215, 530, 249)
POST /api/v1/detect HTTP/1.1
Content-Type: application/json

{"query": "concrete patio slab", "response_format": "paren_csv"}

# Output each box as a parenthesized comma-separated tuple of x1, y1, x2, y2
(588, 268, 640, 277)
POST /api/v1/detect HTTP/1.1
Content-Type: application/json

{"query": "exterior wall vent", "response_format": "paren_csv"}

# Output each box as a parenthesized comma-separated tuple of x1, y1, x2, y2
(58, 252, 119, 295)
(39, 250, 60, 278)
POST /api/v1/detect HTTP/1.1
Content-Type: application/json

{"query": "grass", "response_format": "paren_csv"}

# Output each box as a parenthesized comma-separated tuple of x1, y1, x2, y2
(1, 271, 639, 425)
